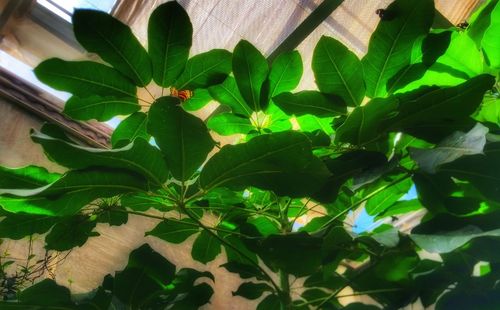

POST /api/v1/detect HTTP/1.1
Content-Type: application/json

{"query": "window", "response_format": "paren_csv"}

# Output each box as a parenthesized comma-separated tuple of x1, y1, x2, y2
(31, 0, 118, 49)
(36, 0, 117, 22)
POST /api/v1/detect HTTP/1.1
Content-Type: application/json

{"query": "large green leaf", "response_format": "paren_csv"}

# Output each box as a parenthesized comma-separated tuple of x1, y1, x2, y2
(267, 50, 302, 98)
(64, 95, 139, 121)
(232, 282, 273, 300)
(0, 169, 147, 216)
(482, 2, 500, 69)
(362, 0, 434, 98)
(410, 123, 488, 173)
(113, 244, 176, 308)
(411, 225, 500, 253)
(45, 215, 98, 251)
(475, 93, 500, 124)
(335, 97, 398, 145)
(173, 49, 232, 90)
(384, 75, 495, 143)
(0, 212, 56, 239)
(191, 230, 221, 264)
(111, 112, 150, 147)
(6, 279, 74, 308)
(232, 40, 269, 111)
(34, 58, 137, 98)
(0, 165, 59, 189)
(148, 1, 192, 87)
(121, 192, 171, 212)
(146, 218, 200, 244)
(273, 90, 346, 117)
(313, 36, 365, 106)
(73, 9, 151, 86)
(199, 131, 330, 197)
(207, 112, 254, 135)
(32, 131, 168, 185)
(147, 97, 214, 181)
(439, 142, 500, 202)
(467, 0, 499, 47)
(365, 177, 413, 216)
(209, 76, 252, 117)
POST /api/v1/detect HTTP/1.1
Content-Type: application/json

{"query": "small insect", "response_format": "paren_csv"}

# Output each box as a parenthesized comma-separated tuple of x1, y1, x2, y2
(170, 87, 193, 101)
(375, 8, 395, 20)
(457, 21, 469, 29)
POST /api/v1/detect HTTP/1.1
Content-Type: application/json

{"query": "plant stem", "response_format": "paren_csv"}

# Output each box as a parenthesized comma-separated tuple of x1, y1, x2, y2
(279, 270, 292, 310)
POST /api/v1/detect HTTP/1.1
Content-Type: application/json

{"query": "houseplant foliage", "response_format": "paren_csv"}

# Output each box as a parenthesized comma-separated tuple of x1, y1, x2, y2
(0, 0, 499, 308)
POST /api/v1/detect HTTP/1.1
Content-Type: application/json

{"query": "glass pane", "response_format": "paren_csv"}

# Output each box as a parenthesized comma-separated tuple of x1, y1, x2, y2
(37, 0, 116, 15)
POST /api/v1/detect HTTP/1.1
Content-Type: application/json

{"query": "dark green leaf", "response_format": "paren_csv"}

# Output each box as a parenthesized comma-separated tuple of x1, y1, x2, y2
(313, 36, 365, 106)
(64, 95, 139, 121)
(207, 112, 254, 135)
(146, 218, 200, 244)
(220, 261, 266, 280)
(0, 212, 56, 239)
(267, 50, 302, 98)
(73, 9, 151, 86)
(335, 96, 398, 145)
(273, 90, 346, 117)
(200, 131, 330, 197)
(32, 131, 168, 185)
(111, 112, 150, 147)
(148, 97, 214, 181)
(168, 283, 214, 309)
(182, 88, 213, 111)
(482, 3, 500, 69)
(121, 192, 171, 212)
(343, 303, 381, 310)
(440, 142, 500, 202)
(148, 2, 192, 87)
(19, 279, 72, 307)
(174, 49, 232, 90)
(257, 294, 281, 310)
(191, 230, 221, 264)
(45, 215, 97, 251)
(34, 58, 137, 98)
(113, 244, 176, 308)
(96, 205, 128, 226)
(232, 40, 269, 111)
(232, 282, 273, 300)
(209, 76, 252, 116)
(362, 0, 434, 98)
(365, 177, 412, 215)
(436, 288, 500, 310)
(410, 123, 488, 173)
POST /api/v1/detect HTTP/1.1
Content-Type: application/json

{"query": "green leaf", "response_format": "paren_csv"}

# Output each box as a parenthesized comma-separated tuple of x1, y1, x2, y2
(113, 244, 176, 308)
(482, 2, 500, 69)
(96, 205, 128, 226)
(335, 96, 398, 145)
(0, 165, 59, 189)
(148, 97, 214, 181)
(439, 142, 500, 202)
(191, 230, 221, 264)
(0, 212, 56, 239)
(174, 49, 232, 90)
(207, 112, 254, 135)
(64, 95, 139, 121)
(273, 90, 346, 117)
(467, 0, 499, 47)
(436, 288, 500, 310)
(146, 218, 200, 244)
(410, 123, 489, 173)
(257, 294, 281, 310)
(110, 112, 150, 147)
(232, 282, 273, 300)
(432, 32, 483, 77)
(182, 88, 213, 111)
(375, 199, 423, 220)
(45, 215, 97, 251)
(296, 115, 333, 134)
(267, 50, 302, 98)
(34, 58, 137, 98)
(73, 9, 151, 86)
(121, 192, 171, 212)
(385, 75, 495, 143)
(200, 131, 330, 197)
(220, 261, 266, 280)
(148, 2, 192, 87)
(232, 40, 269, 111)
(411, 225, 500, 253)
(313, 36, 365, 106)
(365, 177, 413, 216)
(32, 131, 168, 185)
(362, 0, 434, 98)
(475, 93, 500, 124)
(209, 76, 252, 116)
(0, 169, 148, 216)
(343, 304, 381, 310)
(19, 279, 73, 307)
